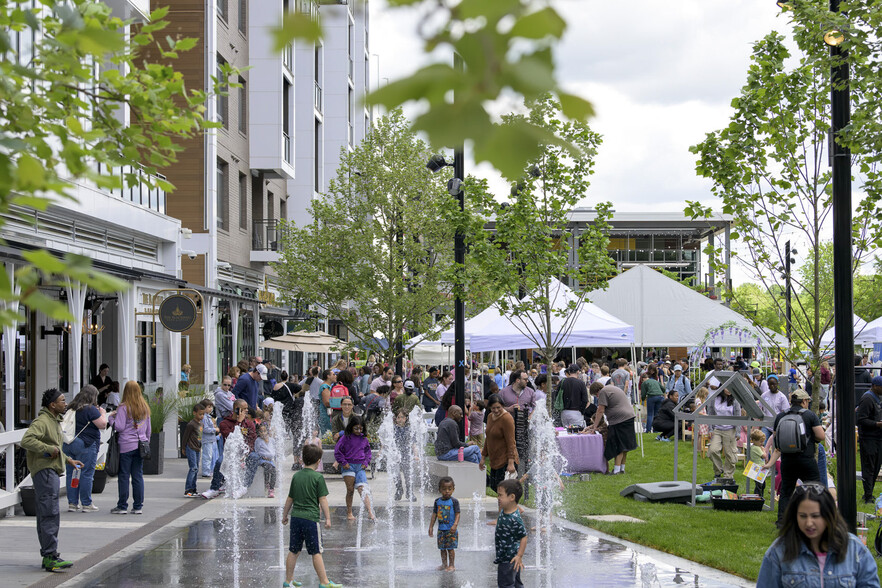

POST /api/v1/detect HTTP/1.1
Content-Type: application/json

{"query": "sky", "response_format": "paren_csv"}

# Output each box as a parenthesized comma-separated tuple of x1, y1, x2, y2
(371, 0, 788, 213)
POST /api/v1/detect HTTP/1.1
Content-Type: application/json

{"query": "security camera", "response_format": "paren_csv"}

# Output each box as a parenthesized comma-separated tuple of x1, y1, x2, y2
(447, 177, 463, 196)
(187, 252, 197, 260)
(181, 249, 197, 260)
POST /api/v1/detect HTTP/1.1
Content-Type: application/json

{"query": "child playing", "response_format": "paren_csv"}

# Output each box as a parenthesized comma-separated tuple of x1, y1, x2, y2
(182, 402, 205, 497)
(428, 476, 460, 571)
(281, 444, 341, 588)
(201, 400, 218, 477)
(255, 422, 278, 498)
(394, 409, 414, 501)
(469, 399, 486, 448)
(749, 429, 767, 498)
(333, 415, 375, 521)
(494, 479, 528, 588)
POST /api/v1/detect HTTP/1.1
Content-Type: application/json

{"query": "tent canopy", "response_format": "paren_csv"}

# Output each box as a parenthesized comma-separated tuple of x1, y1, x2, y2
(587, 265, 778, 348)
(437, 278, 634, 352)
(820, 314, 874, 346)
(862, 316, 882, 345)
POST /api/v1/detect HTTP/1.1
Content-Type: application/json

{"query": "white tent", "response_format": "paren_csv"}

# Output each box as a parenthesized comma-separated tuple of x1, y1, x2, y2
(819, 314, 873, 346)
(407, 333, 450, 366)
(439, 304, 505, 347)
(861, 316, 882, 344)
(587, 265, 776, 348)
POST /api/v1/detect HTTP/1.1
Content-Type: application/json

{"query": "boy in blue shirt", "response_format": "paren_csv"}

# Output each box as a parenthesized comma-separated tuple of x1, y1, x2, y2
(429, 476, 460, 571)
(495, 479, 528, 588)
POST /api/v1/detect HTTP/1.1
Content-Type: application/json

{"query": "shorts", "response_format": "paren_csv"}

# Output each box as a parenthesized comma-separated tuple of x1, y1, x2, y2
(437, 528, 458, 550)
(289, 516, 323, 555)
(342, 464, 368, 488)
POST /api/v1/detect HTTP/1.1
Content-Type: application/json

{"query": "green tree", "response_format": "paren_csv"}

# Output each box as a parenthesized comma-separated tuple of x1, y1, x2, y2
(276, 0, 593, 180)
(731, 283, 786, 337)
(0, 2, 219, 325)
(854, 257, 882, 323)
(687, 31, 879, 404)
(468, 94, 615, 367)
(274, 111, 494, 367)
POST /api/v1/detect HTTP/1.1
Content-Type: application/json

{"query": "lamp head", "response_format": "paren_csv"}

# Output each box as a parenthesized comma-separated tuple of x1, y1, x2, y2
(426, 154, 449, 173)
(824, 29, 845, 46)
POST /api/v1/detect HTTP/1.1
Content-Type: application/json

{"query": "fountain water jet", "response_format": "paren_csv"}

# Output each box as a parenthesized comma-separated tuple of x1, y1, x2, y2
(219, 425, 250, 588)
(378, 410, 402, 585)
(270, 406, 290, 571)
(527, 400, 567, 571)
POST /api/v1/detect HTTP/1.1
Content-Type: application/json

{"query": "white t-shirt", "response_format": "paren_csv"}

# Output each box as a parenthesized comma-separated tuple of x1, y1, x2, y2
(597, 376, 611, 386)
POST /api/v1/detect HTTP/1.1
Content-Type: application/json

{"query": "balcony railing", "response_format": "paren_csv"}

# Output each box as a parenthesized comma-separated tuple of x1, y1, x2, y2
(283, 43, 293, 72)
(253, 219, 281, 251)
(283, 131, 291, 164)
(348, 58, 353, 81)
(314, 81, 322, 112)
(95, 161, 167, 214)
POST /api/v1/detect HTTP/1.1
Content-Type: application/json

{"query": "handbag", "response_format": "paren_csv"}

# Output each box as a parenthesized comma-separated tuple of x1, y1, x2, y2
(105, 431, 120, 477)
(139, 440, 151, 461)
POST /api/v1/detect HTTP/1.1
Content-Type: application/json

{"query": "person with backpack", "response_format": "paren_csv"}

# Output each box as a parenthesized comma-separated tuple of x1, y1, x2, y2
(856, 376, 882, 503)
(764, 389, 825, 528)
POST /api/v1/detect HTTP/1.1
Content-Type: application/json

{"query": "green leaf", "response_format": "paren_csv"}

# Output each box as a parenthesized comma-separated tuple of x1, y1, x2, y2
(22, 249, 67, 274)
(16, 154, 47, 189)
(509, 7, 567, 40)
(557, 92, 595, 122)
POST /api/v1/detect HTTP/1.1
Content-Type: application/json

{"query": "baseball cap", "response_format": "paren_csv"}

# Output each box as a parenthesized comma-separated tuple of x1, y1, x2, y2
(791, 389, 810, 402)
(254, 364, 268, 379)
(673, 364, 682, 372)
(404, 380, 415, 390)
(665, 360, 672, 365)
(872, 376, 882, 387)
(767, 374, 778, 381)
(566, 363, 580, 374)
(263, 397, 275, 407)
(750, 360, 760, 368)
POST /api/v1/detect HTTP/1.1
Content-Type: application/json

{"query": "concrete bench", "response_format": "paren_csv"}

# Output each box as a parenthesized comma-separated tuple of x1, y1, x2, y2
(428, 457, 485, 497)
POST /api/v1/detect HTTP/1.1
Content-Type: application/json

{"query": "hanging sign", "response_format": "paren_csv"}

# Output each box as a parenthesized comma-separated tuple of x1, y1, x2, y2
(158, 295, 198, 332)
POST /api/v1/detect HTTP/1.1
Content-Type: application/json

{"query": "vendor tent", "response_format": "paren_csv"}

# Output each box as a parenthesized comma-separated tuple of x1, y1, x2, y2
(862, 316, 882, 344)
(407, 333, 450, 366)
(820, 314, 873, 346)
(587, 265, 777, 348)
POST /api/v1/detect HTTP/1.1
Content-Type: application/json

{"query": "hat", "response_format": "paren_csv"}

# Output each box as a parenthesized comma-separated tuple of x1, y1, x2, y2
(767, 374, 778, 381)
(254, 364, 268, 380)
(750, 360, 760, 368)
(665, 360, 672, 365)
(708, 376, 721, 388)
(404, 380, 415, 390)
(673, 364, 682, 372)
(791, 389, 811, 402)
(41, 388, 63, 407)
(566, 363, 580, 374)
(752, 368, 761, 376)
(873, 376, 882, 387)
(263, 397, 275, 407)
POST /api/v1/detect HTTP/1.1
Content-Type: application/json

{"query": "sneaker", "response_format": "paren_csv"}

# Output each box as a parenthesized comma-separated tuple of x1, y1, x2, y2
(268, 489, 275, 499)
(110, 507, 128, 515)
(185, 491, 199, 497)
(42, 555, 73, 572)
(231, 488, 247, 500)
(130, 508, 143, 514)
(67, 504, 80, 512)
(283, 581, 303, 587)
(319, 581, 342, 588)
(201, 489, 221, 500)
(81, 504, 99, 512)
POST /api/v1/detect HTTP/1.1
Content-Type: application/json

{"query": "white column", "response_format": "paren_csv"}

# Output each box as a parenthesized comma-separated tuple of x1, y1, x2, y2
(230, 301, 240, 365)
(202, 294, 215, 386)
(65, 280, 88, 394)
(253, 301, 260, 358)
(164, 326, 181, 395)
(2, 264, 19, 499)
(117, 287, 137, 385)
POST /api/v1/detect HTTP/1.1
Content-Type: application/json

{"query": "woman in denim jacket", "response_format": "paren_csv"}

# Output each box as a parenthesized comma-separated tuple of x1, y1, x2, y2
(758, 483, 879, 587)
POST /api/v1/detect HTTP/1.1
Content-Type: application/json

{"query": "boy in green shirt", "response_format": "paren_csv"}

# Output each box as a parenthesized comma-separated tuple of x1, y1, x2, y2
(494, 479, 528, 588)
(281, 443, 341, 588)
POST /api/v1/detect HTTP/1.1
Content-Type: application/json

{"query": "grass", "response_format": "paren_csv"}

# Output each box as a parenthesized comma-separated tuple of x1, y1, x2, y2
(559, 433, 882, 582)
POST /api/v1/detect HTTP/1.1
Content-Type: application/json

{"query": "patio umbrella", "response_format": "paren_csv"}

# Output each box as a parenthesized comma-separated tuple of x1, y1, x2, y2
(259, 330, 346, 353)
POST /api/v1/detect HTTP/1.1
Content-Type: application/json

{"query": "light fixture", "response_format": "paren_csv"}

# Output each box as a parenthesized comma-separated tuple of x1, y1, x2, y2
(824, 29, 845, 46)
(62, 321, 105, 336)
(426, 154, 452, 173)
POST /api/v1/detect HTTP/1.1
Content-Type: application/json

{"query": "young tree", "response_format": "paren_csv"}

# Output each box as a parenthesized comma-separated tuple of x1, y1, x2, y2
(687, 31, 881, 402)
(468, 94, 615, 367)
(274, 110, 493, 368)
(0, 2, 218, 325)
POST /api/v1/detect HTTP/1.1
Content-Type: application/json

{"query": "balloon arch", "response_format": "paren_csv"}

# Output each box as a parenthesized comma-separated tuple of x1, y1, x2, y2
(688, 320, 771, 368)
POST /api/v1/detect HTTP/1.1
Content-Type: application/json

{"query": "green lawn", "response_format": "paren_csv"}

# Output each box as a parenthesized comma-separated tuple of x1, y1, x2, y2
(558, 433, 881, 582)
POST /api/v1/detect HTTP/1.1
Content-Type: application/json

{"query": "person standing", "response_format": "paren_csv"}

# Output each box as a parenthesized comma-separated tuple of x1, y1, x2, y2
(498, 370, 536, 415)
(856, 376, 882, 503)
(233, 365, 265, 412)
(61, 385, 107, 512)
(558, 364, 589, 428)
(422, 367, 441, 411)
(392, 380, 420, 414)
(108, 381, 152, 514)
(480, 394, 518, 491)
(20, 389, 84, 572)
(788, 365, 800, 394)
(370, 365, 393, 393)
(764, 390, 825, 527)
(819, 360, 833, 403)
(640, 364, 665, 434)
(90, 364, 112, 398)
(665, 364, 692, 399)
(760, 375, 789, 440)
(706, 377, 741, 483)
(586, 372, 636, 475)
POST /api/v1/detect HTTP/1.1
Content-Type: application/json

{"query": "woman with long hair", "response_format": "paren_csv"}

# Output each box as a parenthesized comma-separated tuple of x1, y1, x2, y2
(62, 384, 107, 512)
(758, 483, 878, 586)
(108, 381, 151, 515)
(479, 394, 518, 492)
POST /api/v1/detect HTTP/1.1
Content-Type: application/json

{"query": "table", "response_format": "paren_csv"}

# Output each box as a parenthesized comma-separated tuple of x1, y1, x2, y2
(556, 432, 607, 474)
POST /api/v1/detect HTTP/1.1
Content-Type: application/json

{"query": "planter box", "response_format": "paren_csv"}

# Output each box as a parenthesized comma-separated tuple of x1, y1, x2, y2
(144, 431, 164, 475)
(179, 421, 188, 458)
(92, 469, 107, 494)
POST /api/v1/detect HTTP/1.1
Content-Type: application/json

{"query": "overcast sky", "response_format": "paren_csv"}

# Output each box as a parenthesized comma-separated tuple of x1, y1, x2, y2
(371, 0, 788, 213)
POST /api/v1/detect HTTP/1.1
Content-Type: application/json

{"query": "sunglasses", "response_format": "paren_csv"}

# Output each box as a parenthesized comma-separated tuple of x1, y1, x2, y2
(794, 483, 827, 498)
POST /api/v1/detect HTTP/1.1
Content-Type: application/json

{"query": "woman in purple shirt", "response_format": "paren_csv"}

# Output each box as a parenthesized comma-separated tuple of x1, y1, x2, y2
(107, 381, 151, 514)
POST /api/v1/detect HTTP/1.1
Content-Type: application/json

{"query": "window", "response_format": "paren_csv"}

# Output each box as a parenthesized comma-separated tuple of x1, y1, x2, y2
(217, 158, 229, 230)
(239, 172, 248, 230)
(280, 198, 287, 223)
(218, 0, 228, 22)
(238, 0, 247, 33)
(217, 56, 228, 129)
(283, 79, 291, 162)
(238, 77, 247, 134)
(348, 88, 353, 146)
(314, 119, 321, 192)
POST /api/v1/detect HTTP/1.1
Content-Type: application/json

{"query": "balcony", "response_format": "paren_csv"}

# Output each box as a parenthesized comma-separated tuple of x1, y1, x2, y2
(95, 162, 167, 215)
(314, 81, 322, 113)
(251, 219, 283, 263)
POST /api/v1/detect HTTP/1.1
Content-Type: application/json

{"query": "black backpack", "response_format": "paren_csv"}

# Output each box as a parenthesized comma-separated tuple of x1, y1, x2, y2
(774, 408, 808, 454)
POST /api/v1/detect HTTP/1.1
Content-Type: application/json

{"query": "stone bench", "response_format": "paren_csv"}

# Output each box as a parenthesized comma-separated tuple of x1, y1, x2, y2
(428, 457, 485, 497)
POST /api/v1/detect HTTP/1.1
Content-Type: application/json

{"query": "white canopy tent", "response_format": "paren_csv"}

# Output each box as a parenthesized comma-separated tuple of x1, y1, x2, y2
(587, 265, 780, 348)
(407, 333, 451, 366)
(819, 314, 874, 346)
(861, 316, 882, 344)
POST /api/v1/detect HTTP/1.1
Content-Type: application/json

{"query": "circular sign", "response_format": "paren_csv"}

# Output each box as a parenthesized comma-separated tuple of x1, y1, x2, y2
(159, 295, 198, 332)
(262, 320, 284, 339)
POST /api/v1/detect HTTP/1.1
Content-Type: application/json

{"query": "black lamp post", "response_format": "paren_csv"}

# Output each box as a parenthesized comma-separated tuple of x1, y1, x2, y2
(778, 0, 855, 530)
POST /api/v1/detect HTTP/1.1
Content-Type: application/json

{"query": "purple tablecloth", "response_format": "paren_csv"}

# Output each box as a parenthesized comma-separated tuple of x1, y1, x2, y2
(556, 432, 607, 474)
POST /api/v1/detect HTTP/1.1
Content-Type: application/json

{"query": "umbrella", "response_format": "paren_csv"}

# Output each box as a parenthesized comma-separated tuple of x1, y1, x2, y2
(259, 330, 346, 353)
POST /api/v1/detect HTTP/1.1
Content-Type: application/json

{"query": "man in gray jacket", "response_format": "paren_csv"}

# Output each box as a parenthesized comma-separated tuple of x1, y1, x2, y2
(433, 406, 481, 463)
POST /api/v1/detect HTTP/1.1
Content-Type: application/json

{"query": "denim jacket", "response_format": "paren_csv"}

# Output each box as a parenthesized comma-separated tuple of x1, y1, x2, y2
(757, 534, 879, 588)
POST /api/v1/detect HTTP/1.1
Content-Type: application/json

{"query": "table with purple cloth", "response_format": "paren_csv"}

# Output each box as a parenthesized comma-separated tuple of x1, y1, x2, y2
(555, 432, 607, 474)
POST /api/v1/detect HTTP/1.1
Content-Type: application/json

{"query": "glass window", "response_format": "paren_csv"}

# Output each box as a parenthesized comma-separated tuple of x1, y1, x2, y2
(217, 56, 228, 129)
(238, 0, 246, 33)
(239, 172, 247, 230)
(217, 159, 229, 230)
(218, 0, 228, 22)
(238, 77, 247, 134)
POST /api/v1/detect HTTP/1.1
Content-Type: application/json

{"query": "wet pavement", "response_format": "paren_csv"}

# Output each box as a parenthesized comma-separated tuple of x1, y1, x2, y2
(79, 505, 749, 588)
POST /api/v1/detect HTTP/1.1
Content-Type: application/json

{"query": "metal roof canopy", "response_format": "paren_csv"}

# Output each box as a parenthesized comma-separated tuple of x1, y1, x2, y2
(671, 370, 776, 507)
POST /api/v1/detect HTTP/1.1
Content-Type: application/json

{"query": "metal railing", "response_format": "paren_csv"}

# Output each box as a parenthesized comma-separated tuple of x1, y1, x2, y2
(314, 81, 322, 112)
(95, 162, 167, 214)
(283, 131, 291, 164)
(252, 219, 281, 251)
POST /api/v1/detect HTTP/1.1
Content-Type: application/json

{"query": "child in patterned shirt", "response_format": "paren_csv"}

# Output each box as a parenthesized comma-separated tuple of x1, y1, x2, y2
(494, 479, 528, 588)
(428, 476, 460, 571)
